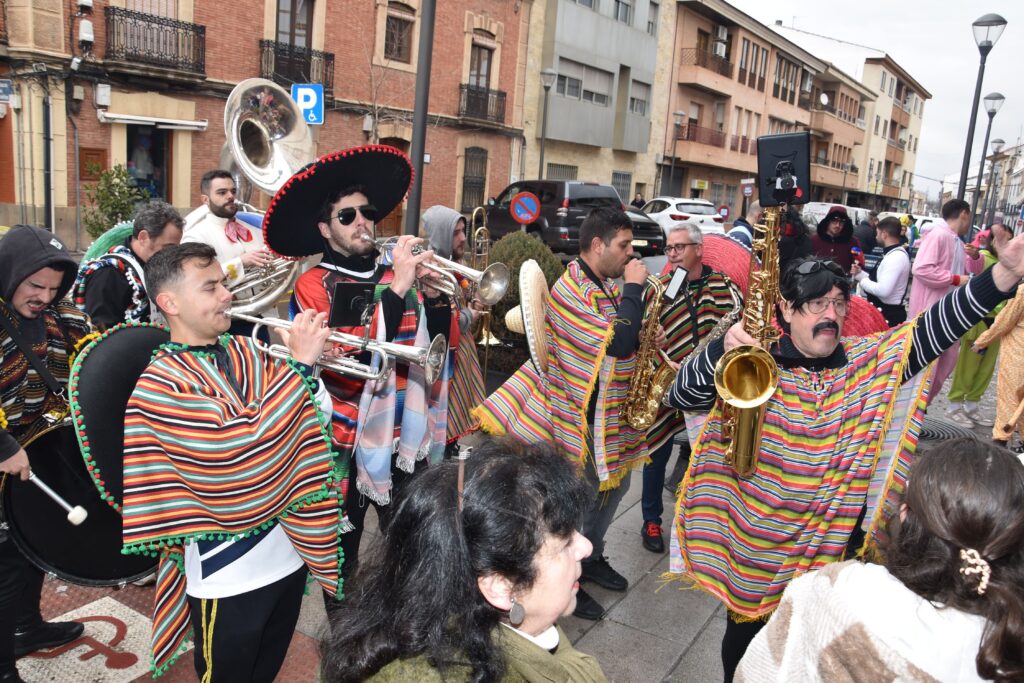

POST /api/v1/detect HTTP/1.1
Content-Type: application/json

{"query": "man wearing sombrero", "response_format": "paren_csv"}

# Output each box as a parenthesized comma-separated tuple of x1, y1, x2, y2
(475, 207, 654, 620)
(265, 145, 456, 593)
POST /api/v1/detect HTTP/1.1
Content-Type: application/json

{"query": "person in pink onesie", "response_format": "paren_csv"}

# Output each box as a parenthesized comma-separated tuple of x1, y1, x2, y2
(908, 199, 984, 403)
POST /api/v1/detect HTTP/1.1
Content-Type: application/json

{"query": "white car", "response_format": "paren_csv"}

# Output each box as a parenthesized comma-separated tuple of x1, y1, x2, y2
(642, 197, 725, 236)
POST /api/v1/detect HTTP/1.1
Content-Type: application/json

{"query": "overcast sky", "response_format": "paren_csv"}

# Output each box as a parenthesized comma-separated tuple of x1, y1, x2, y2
(728, 0, 1022, 199)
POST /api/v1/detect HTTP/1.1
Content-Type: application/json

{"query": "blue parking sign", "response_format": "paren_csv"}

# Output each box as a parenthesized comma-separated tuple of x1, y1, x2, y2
(291, 84, 324, 125)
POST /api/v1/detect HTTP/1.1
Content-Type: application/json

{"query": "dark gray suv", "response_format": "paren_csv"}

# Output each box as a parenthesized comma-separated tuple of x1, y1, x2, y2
(484, 180, 665, 258)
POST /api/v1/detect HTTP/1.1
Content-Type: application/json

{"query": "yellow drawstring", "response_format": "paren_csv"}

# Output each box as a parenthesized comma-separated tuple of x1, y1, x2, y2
(200, 598, 219, 683)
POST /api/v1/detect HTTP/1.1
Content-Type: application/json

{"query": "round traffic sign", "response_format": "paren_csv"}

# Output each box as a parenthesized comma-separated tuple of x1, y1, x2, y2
(510, 192, 541, 225)
(718, 204, 730, 220)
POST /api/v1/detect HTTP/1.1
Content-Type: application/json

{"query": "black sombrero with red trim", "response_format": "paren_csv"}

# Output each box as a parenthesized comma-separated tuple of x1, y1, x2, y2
(263, 144, 414, 258)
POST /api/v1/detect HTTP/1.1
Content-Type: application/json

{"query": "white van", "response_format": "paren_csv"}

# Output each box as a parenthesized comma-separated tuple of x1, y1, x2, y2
(802, 202, 870, 229)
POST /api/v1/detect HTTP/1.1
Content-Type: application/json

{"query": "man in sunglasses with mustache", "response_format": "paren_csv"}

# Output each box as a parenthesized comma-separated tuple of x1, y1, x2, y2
(664, 229, 1024, 681)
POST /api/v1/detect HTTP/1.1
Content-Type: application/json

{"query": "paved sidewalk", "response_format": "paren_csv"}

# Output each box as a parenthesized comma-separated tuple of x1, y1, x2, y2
(21, 368, 1006, 682)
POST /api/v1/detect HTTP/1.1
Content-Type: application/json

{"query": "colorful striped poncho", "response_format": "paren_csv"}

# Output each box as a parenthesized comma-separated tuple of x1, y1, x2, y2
(474, 260, 647, 489)
(668, 322, 927, 618)
(122, 336, 341, 675)
(646, 267, 741, 453)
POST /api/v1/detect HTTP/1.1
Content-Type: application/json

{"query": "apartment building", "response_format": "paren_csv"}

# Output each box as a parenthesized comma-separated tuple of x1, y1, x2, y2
(0, 0, 528, 245)
(520, 0, 663, 201)
(656, 0, 827, 217)
(770, 23, 931, 212)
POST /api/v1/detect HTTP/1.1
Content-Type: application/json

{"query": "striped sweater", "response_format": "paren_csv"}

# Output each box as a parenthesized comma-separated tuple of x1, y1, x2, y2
(665, 267, 1015, 618)
(122, 336, 341, 675)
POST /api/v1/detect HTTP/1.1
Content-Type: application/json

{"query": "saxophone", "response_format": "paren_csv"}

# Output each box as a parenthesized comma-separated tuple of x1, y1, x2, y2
(712, 206, 783, 476)
(624, 275, 676, 431)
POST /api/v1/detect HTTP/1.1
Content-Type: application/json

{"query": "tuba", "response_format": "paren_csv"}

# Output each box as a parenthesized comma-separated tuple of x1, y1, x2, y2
(713, 206, 782, 476)
(221, 78, 316, 312)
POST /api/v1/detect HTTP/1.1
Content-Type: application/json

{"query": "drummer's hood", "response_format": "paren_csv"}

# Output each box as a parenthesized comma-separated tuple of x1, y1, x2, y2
(0, 224, 78, 302)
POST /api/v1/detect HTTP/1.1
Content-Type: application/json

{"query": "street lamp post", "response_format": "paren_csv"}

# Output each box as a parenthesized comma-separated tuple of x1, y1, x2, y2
(957, 13, 1007, 200)
(538, 68, 557, 179)
(665, 111, 685, 195)
(983, 139, 1005, 226)
(970, 93, 1005, 226)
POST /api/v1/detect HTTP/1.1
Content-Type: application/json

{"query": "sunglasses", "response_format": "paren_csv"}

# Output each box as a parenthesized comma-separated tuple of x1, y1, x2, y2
(335, 204, 378, 225)
(796, 259, 844, 277)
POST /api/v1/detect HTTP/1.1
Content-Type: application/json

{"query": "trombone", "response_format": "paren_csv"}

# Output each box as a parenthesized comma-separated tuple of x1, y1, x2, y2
(229, 311, 448, 384)
(370, 236, 510, 306)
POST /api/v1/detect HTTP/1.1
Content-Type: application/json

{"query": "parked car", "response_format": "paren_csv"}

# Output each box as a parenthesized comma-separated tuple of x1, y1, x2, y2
(483, 180, 663, 258)
(641, 197, 725, 235)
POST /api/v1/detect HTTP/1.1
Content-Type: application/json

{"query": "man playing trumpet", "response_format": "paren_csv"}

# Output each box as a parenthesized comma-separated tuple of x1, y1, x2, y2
(265, 146, 456, 591)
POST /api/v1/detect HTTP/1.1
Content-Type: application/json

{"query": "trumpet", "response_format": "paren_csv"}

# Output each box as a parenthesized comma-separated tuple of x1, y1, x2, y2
(369, 236, 510, 307)
(228, 311, 448, 384)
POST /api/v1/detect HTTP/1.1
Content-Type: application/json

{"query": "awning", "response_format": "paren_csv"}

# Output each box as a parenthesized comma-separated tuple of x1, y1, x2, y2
(97, 110, 208, 131)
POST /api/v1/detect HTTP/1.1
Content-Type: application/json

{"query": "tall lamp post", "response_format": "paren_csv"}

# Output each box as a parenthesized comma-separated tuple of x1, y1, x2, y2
(665, 110, 685, 195)
(982, 139, 1005, 226)
(537, 68, 557, 179)
(957, 13, 1007, 200)
(970, 93, 1005, 226)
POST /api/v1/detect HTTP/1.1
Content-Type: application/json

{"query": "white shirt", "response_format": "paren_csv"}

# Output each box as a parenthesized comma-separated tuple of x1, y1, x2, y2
(182, 209, 269, 288)
(855, 244, 910, 305)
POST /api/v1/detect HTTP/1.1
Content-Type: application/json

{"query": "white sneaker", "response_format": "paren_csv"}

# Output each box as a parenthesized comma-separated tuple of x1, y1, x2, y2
(965, 403, 994, 427)
(946, 405, 975, 428)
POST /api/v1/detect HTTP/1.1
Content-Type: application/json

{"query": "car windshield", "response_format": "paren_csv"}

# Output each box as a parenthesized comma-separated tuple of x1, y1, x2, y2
(675, 202, 716, 215)
(570, 185, 621, 209)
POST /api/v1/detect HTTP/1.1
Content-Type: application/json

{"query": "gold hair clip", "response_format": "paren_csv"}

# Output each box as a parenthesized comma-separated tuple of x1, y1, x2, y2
(959, 548, 991, 596)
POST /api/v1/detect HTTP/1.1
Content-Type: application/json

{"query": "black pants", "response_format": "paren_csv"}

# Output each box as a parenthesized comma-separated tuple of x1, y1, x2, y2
(186, 565, 307, 683)
(0, 537, 45, 674)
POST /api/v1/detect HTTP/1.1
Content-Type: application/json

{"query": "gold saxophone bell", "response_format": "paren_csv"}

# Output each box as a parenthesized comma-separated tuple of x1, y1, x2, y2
(228, 311, 448, 384)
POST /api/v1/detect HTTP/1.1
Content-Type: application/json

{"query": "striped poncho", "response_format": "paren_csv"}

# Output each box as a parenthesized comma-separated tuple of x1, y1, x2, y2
(667, 323, 926, 618)
(646, 267, 740, 453)
(475, 260, 647, 489)
(122, 336, 341, 675)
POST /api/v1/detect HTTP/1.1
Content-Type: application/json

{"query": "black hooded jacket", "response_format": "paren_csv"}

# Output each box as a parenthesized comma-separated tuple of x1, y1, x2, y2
(811, 210, 861, 274)
(0, 225, 89, 461)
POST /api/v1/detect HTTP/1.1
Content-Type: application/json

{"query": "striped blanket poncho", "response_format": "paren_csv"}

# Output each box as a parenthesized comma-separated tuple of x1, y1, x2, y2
(668, 322, 927, 618)
(122, 336, 341, 675)
(646, 267, 740, 453)
(474, 259, 646, 489)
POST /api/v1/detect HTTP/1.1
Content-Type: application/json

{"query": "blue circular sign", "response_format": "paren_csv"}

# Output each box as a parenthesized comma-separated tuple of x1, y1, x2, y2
(510, 192, 541, 225)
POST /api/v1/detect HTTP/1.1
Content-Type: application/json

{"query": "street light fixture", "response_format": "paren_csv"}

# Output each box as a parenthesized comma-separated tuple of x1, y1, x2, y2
(970, 92, 1005, 226)
(538, 68, 557, 179)
(665, 110, 685, 196)
(956, 13, 1008, 200)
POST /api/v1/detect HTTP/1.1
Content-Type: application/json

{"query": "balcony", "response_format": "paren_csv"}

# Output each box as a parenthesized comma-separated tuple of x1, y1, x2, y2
(811, 161, 858, 188)
(104, 7, 206, 79)
(678, 123, 726, 148)
(677, 47, 734, 97)
(458, 85, 506, 125)
(260, 40, 334, 100)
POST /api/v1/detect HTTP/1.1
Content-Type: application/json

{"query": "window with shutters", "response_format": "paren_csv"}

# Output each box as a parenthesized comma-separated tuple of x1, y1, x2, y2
(546, 164, 579, 181)
(611, 171, 632, 199)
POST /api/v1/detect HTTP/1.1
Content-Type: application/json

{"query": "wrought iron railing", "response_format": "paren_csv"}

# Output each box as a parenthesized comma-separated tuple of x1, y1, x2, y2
(679, 48, 733, 78)
(458, 85, 506, 124)
(104, 7, 205, 73)
(1, 0, 8, 46)
(259, 40, 334, 100)
(678, 123, 726, 147)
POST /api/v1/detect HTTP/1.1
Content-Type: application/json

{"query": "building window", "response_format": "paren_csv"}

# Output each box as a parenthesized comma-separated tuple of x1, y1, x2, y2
(874, 115, 880, 134)
(880, 71, 887, 91)
(888, 78, 894, 97)
(277, 0, 314, 47)
(547, 163, 579, 181)
(469, 32, 494, 90)
(574, 0, 595, 7)
(614, 0, 632, 24)
(461, 147, 488, 213)
(629, 81, 649, 116)
(557, 58, 612, 107)
(747, 44, 759, 88)
(385, 2, 415, 63)
(646, 2, 658, 35)
(611, 171, 632, 199)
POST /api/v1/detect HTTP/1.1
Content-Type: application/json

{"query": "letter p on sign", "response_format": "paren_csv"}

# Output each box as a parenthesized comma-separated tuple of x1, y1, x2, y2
(291, 84, 324, 125)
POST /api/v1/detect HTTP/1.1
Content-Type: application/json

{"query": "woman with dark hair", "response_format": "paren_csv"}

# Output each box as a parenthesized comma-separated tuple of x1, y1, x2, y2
(319, 437, 607, 682)
(736, 438, 1024, 681)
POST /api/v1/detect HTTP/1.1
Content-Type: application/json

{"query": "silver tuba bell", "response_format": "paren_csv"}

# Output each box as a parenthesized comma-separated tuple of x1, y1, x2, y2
(220, 78, 317, 313)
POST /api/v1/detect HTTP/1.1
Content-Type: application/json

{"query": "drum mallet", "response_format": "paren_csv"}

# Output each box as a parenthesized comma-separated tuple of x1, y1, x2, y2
(27, 472, 88, 526)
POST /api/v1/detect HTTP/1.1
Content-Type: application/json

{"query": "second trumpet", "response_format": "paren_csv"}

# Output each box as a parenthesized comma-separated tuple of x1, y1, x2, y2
(370, 237, 510, 306)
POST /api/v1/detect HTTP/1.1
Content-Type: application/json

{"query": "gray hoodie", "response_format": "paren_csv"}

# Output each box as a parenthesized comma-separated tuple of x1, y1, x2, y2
(420, 205, 473, 332)
(0, 225, 78, 303)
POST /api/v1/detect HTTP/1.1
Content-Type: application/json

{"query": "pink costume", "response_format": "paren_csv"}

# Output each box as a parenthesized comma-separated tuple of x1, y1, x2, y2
(908, 219, 984, 399)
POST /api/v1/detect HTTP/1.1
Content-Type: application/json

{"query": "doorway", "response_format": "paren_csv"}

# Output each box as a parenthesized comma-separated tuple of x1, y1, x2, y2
(126, 126, 169, 201)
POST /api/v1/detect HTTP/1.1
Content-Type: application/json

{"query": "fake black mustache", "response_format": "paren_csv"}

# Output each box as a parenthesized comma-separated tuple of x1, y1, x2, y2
(813, 321, 839, 336)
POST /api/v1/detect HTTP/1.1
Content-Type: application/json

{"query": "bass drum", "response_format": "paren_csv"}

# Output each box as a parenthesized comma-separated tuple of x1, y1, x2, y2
(2, 423, 156, 585)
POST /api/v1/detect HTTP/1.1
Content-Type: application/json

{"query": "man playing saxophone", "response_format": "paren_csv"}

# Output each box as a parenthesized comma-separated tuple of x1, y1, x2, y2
(475, 207, 663, 621)
(636, 223, 742, 554)
(665, 223, 1024, 680)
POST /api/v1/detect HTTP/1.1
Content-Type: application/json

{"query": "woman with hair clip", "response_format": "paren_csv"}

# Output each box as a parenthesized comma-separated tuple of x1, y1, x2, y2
(736, 437, 1024, 682)
(318, 437, 608, 683)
